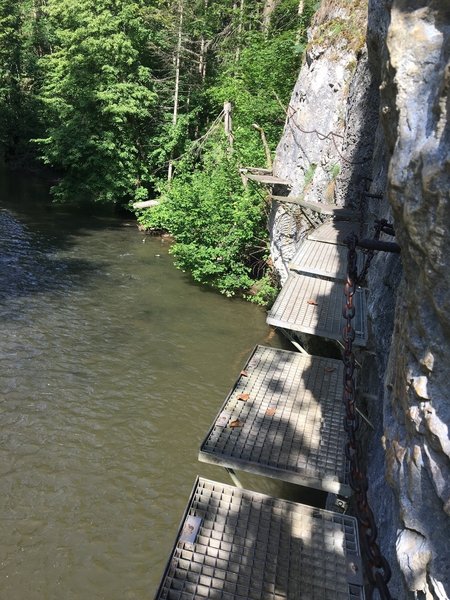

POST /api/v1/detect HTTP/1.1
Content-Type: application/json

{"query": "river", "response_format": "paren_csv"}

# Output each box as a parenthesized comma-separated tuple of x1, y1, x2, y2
(0, 168, 308, 599)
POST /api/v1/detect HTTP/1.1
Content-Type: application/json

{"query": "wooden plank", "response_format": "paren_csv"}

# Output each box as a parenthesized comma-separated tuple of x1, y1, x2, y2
(270, 195, 359, 219)
(245, 173, 291, 186)
(132, 200, 159, 209)
(239, 166, 273, 175)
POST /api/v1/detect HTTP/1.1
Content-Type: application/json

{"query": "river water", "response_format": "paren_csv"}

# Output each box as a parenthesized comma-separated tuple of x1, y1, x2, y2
(0, 169, 302, 599)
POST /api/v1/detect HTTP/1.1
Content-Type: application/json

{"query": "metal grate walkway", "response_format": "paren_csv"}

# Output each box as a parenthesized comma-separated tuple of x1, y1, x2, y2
(289, 239, 364, 282)
(307, 220, 360, 246)
(155, 477, 365, 600)
(267, 273, 367, 347)
(199, 345, 350, 495)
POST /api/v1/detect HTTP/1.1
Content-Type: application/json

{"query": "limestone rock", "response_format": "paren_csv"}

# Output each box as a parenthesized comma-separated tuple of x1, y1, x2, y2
(369, 0, 450, 596)
(269, 0, 450, 597)
(270, 0, 377, 281)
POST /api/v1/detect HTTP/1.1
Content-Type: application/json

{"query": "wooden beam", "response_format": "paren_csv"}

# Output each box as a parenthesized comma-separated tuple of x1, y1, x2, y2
(239, 167, 273, 175)
(133, 200, 160, 209)
(245, 174, 291, 186)
(270, 195, 360, 220)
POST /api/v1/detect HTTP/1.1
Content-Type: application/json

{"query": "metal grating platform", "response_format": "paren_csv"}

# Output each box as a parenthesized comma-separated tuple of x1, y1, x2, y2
(199, 346, 350, 495)
(155, 477, 365, 600)
(307, 221, 360, 246)
(267, 273, 367, 347)
(289, 239, 364, 282)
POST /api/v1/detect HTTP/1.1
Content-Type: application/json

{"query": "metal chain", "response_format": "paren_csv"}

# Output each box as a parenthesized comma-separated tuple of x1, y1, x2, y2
(343, 233, 394, 600)
(356, 220, 385, 285)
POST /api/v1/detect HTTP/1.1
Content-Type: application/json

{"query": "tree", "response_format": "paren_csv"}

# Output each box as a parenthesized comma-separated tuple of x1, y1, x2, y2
(0, 0, 22, 158)
(0, 0, 45, 162)
(138, 0, 317, 302)
(35, 0, 158, 203)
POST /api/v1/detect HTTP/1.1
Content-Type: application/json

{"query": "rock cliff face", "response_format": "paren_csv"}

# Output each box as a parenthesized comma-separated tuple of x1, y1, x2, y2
(270, 0, 378, 283)
(372, 1, 450, 597)
(271, 0, 450, 597)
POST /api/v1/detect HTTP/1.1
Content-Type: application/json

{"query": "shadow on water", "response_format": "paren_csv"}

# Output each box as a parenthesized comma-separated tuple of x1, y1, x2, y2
(0, 208, 104, 303)
(0, 166, 130, 303)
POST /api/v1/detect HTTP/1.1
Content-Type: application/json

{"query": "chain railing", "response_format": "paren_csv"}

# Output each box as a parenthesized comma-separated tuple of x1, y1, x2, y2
(343, 228, 397, 599)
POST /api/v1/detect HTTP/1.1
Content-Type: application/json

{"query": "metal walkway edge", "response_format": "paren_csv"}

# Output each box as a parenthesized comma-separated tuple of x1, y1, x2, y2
(307, 220, 360, 246)
(155, 477, 365, 600)
(267, 273, 368, 347)
(289, 238, 364, 282)
(199, 345, 350, 495)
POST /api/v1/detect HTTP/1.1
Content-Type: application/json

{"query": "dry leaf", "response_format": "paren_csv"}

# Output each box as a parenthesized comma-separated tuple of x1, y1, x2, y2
(237, 393, 250, 401)
(307, 299, 318, 306)
(324, 367, 336, 373)
(229, 419, 243, 428)
(266, 408, 276, 416)
(240, 370, 249, 377)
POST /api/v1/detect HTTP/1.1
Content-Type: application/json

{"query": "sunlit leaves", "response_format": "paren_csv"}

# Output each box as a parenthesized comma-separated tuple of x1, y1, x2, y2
(35, 0, 158, 203)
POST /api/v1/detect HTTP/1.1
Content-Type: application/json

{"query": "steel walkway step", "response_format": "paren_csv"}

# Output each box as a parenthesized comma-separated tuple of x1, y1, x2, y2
(307, 220, 360, 245)
(266, 272, 367, 347)
(155, 477, 365, 600)
(198, 345, 350, 495)
(289, 238, 364, 282)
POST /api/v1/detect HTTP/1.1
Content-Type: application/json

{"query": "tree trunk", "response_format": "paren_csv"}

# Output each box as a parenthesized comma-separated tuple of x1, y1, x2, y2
(224, 101, 233, 150)
(234, 0, 245, 63)
(262, 0, 280, 35)
(168, 0, 184, 182)
(198, 0, 208, 81)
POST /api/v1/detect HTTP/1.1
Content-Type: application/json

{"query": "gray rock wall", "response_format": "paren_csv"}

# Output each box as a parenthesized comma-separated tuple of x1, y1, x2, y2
(372, 1, 450, 597)
(271, 0, 450, 597)
(271, 0, 378, 282)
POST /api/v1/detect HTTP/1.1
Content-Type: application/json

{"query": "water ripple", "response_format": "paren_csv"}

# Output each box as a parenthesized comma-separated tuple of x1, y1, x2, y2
(0, 197, 283, 599)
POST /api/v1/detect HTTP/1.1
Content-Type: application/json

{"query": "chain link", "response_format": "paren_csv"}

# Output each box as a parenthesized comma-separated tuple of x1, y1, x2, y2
(343, 232, 394, 599)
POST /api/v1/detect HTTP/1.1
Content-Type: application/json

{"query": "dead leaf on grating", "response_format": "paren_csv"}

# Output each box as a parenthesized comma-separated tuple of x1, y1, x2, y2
(237, 393, 250, 401)
(229, 419, 243, 428)
(240, 370, 249, 377)
(324, 367, 336, 373)
(307, 299, 318, 306)
(266, 407, 276, 417)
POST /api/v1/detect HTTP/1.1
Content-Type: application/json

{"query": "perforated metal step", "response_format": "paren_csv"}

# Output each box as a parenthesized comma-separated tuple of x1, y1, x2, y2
(266, 273, 367, 347)
(290, 239, 364, 282)
(199, 345, 349, 495)
(155, 477, 365, 600)
(307, 220, 360, 246)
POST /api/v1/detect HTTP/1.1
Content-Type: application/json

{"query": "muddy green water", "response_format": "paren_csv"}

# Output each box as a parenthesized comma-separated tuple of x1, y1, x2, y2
(0, 169, 313, 599)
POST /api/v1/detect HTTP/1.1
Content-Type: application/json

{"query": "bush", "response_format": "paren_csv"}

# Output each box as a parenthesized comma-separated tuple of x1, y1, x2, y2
(139, 138, 275, 302)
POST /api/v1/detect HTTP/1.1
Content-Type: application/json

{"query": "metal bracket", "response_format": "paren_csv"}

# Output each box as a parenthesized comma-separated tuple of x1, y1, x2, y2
(346, 554, 365, 586)
(225, 468, 243, 488)
(357, 239, 400, 253)
(363, 192, 383, 199)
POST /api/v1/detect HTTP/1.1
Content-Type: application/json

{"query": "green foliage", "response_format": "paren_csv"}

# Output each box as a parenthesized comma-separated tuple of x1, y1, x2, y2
(0, 0, 323, 301)
(0, 0, 46, 162)
(137, 0, 318, 301)
(328, 163, 340, 179)
(304, 163, 317, 187)
(139, 137, 272, 300)
(34, 0, 158, 203)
